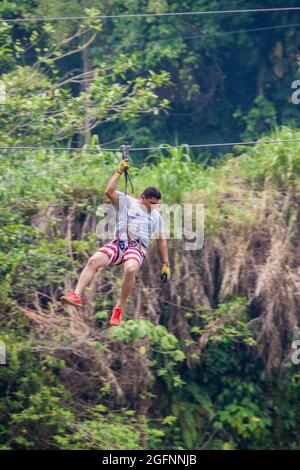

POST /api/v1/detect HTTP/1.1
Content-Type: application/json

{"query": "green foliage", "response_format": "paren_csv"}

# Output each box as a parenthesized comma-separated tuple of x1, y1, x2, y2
(53, 406, 143, 450)
(241, 128, 300, 189)
(0, 330, 164, 450)
(163, 383, 214, 450)
(2, 132, 300, 449)
(110, 319, 185, 389)
(2, 0, 300, 153)
(0, 331, 73, 449)
(2, 0, 300, 451)
(137, 144, 203, 203)
(0, 222, 77, 303)
(0, 61, 170, 146)
(197, 296, 257, 347)
(234, 96, 277, 141)
(213, 399, 272, 443)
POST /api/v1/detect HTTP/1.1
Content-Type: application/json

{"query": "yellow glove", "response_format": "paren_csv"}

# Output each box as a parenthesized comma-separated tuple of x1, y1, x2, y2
(161, 262, 171, 282)
(116, 159, 129, 174)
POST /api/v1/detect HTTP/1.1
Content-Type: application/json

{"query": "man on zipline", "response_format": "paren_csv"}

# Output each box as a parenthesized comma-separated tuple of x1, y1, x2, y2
(61, 158, 170, 326)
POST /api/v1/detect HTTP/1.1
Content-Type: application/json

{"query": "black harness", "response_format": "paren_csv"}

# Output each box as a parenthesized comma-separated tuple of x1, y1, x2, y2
(116, 144, 149, 254)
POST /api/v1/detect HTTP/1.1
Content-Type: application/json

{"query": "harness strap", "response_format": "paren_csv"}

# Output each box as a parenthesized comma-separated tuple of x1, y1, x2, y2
(116, 144, 151, 255)
(116, 144, 134, 245)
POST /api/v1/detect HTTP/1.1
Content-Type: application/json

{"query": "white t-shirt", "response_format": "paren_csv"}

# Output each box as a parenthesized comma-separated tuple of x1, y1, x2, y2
(113, 191, 163, 252)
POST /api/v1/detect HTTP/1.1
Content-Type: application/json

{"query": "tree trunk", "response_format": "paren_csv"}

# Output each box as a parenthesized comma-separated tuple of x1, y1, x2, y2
(82, 33, 91, 145)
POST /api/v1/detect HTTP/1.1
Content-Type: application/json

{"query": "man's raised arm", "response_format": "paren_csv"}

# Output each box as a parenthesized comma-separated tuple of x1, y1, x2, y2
(105, 159, 129, 204)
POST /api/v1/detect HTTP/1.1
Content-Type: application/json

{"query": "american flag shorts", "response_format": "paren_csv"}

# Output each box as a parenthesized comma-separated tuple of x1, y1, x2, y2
(97, 239, 145, 267)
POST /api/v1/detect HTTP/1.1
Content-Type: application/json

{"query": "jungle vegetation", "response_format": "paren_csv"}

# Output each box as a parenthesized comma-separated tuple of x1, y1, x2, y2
(1, 0, 300, 450)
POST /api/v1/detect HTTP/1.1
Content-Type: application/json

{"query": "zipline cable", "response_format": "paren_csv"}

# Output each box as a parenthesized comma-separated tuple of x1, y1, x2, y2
(1, 22, 299, 75)
(1, 138, 300, 153)
(1, 6, 300, 23)
(118, 22, 300, 47)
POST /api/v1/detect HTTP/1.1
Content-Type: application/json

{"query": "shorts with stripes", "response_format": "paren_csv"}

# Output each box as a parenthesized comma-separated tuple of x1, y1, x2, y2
(97, 239, 145, 267)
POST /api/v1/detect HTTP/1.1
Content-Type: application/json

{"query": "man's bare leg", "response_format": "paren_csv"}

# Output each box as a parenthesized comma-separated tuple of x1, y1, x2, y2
(75, 251, 110, 298)
(115, 259, 140, 310)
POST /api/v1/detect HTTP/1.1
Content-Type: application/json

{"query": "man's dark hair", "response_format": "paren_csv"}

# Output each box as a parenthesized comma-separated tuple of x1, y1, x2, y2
(141, 186, 161, 200)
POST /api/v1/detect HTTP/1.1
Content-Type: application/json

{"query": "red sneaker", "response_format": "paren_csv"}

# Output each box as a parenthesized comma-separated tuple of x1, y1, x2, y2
(61, 291, 83, 307)
(109, 307, 122, 326)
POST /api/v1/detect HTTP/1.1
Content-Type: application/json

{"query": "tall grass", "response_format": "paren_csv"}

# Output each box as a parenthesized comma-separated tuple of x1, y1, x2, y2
(2, 127, 300, 231)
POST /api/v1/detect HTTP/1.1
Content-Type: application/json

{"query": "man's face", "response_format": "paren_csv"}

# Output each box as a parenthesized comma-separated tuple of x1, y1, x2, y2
(140, 196, 160, 211)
